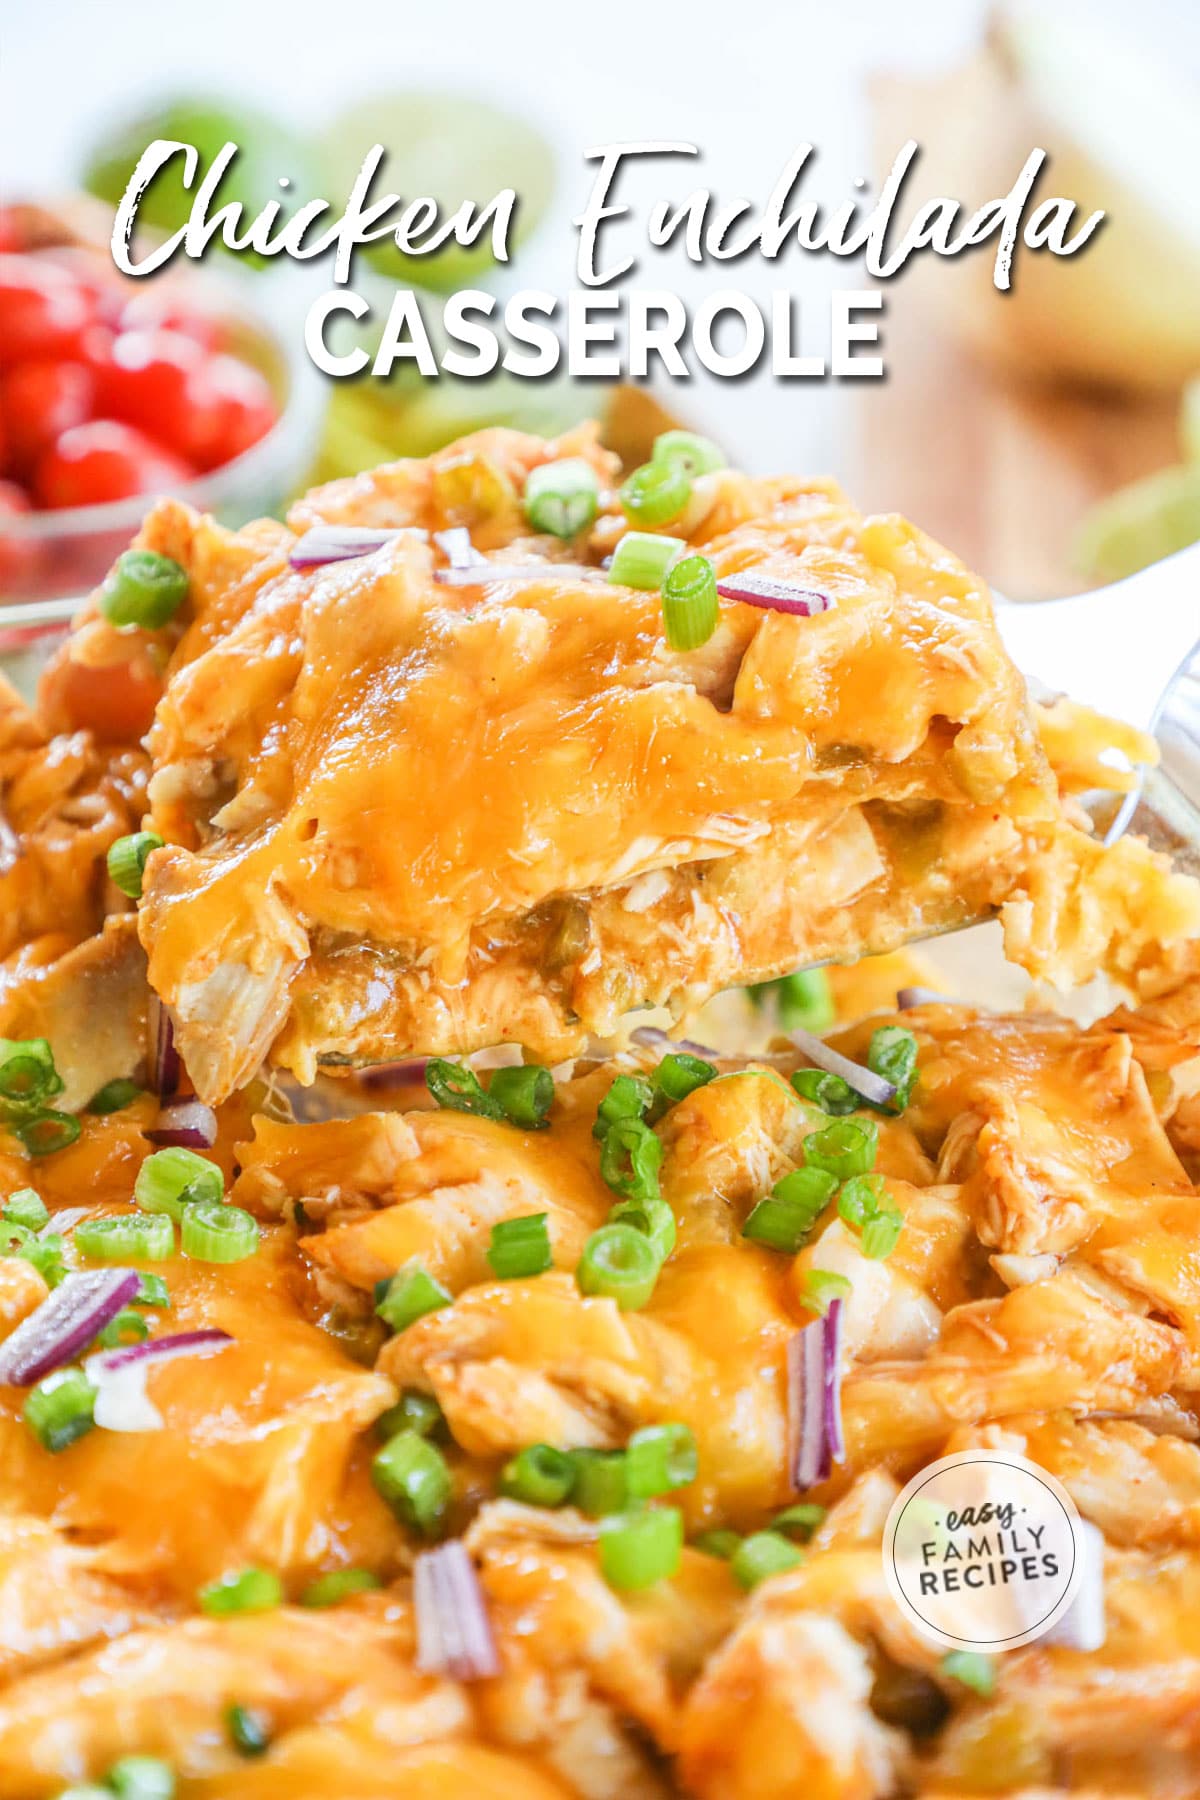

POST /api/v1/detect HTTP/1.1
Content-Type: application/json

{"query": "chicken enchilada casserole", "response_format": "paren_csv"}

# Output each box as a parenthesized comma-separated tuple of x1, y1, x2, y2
(1, 426, 1199, 1798)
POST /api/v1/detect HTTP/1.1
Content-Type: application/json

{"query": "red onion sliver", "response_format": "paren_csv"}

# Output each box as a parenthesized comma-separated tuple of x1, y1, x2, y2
(149, 996, 181, 1101)
(39, 1207, 88, 1238)
(0, 1269, 140, 1387)
(1043, 1520, 1105, 1651)
(896, 987, 953, 1011)
(433, 562, 599, 588)
(87, 1327, 233, 1379)
(715, 573, 832, 616)
(145, 1099, 218, 1149)
(788, 1028, 896, 1108)
(288, 526, 404, 570)
(630, 1026, 720, 1060)
(359, 1059, 429, 1092)
(432, 527, 484, 570)
(788, 1297, 845, 1491)
(414, 1540, 500, 1682)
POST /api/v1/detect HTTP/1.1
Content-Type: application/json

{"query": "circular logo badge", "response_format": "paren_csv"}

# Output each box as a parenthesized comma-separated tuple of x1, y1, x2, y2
(883, 1451, 1084, 1652)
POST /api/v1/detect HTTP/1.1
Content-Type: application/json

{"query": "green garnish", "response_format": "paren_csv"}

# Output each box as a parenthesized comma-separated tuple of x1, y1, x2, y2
(300, 1568, 382, 1608)
(99, 549, 189, 630)
(523, 457, 600, 538)
(134, 1147, 223, 1220)
(371, 1429, 452, 1535)
(197, 1567, 282, 1616)
(486, 1212, 552, 1280)
(606, 530, 684, 589)
(75, 1213, 174, 1263)
(940, 1649, 996, 1697)
(599, 1505, 683, 1591)
(661, 555, 719, 651)
(180, 1201, 259, 1264)
(625, 1423, 697, 1500)
(867, 1025, 919, 1112)
(106, 832, 165, 901)
(803, 1117, 878, 1181)
(731, 1530, 804, 1590)
(375, 1264, 451, 1333)
(620, 460, 691, 528)
(498, 1443, 576, 1507)
(576, 1222, 660, 1311)
(23, 1367, 97, 1453)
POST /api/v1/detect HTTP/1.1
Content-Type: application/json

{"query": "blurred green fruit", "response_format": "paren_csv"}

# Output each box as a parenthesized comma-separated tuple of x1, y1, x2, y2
(82, 96, 314, 265)
(319, 92, 555, 292)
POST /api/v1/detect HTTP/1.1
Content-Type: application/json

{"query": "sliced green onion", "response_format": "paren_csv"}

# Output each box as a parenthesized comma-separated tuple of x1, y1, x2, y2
(772, 1502, 826, 1541)
(487, 1064, 554, 1130)
(868, 1025, 919, 1112)
(742, 1197, 814, 1255)
(651, 429, 725, 478)
(576, 1223, 660, 1311)
(524, 457, 600, 538)
(106, 832, 164, 901)
(7, 1226, 65, 1287)
(749, 968, 835, 1033)
(87, 1078, 144, 1115)
(75, 1213, 174, 1262)
(592, 1072, 652, 1141)
(375, 1263, 451, 1333)
(801, 1268, 852, 1318)
(487, 1212, 552, 1280)
(226, 1704, 271, 1758)
(301, 1568, 382, 1608)
(940, 1649, 996, 1697)
(661, 555, 719, 651)
(599, 1117, 662, 1203)
(790, 1067, 859, 1116)
(620, 461, 691, 528)
(372, 1429, 452, 1535)
(861, 1209, 904, 1261)
(625, 1423, 697, 1499)
(599, 1505, 683, 1591)
(499, 1442, 576, 1507)
(23, 1367, 97, 1453)
(376, 1390, 445, 1441)
(836, 1173, 889, 1229)
(731, 1530, 804, 1590)
(606, 530, 684, 590)
(14, 1110, 81, 1158)
(134, 1272, 171, 1309)
(568, 1448, 628, 1516)
(197, 1567, 282, 1617)
(3, 1187, 47, 1230)
(99, 550, 189, 631)
(108, 1757, 175, 1800)
(608, 1194, 677, 1263)
(96, 1308, 151, 1349)
(0, 1037, 63, 1108)
(134, 1147, 223, 1220)
(650, 1051, 717, 1115)
(425, 1059, 504, 1121)
(181, 1201, 259, 1263)
(694, 1528, 741, 1560)
(803, 1117, 878, 1180)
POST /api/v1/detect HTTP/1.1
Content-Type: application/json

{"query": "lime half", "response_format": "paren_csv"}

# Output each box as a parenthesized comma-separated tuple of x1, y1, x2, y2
(1075, 462, 1200, 585)
(319, 91, 555, 292)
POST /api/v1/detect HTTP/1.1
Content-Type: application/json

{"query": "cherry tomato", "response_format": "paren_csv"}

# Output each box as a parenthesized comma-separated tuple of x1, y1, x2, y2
(33, 420, 192, 510)
(98, 328, 212, 453)
(0, 479, 41, 596)
(186, 353, 277, 470)
(0, 360, 95, 475)
(0, 254, 95, 367)
(118, 289, 224, 351)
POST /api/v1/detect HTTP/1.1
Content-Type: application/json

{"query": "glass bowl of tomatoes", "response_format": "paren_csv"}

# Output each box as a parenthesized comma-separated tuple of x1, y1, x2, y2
(0, 201, 326, 604)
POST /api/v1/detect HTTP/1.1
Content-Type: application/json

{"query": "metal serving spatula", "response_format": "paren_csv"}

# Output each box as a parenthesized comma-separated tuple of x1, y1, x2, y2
(3, 538, 1199, 876)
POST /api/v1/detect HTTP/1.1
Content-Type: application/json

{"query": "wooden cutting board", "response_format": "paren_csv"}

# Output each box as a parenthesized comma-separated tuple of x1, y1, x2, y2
(852, 75, 1181, 601)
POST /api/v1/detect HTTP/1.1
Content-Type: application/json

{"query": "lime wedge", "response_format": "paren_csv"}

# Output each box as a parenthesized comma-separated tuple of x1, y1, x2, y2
(82, 97, 314, 268)
(318, 92, 555, 292)
(1075, 462, 1200, 585)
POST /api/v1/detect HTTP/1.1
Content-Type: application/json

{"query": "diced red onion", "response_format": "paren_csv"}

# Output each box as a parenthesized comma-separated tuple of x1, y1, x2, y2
(1043, 1520, 1105, 1651)
(85, 1329, 234, 1433)
(433, 562, 599, 588)
(414, 1539, 500, 1682)
(288, 526, 405, 570)
(630, 1026, 720, 1059)
(432, 527, 484, 570)
(715, 573, 832, 616)
(0, 1269, 140, 1387)
(788, 1028, 896, 1107)
(359, 1059, 429, 1092)
(145, 1099, 218, 1149)
(896, 987, 952, 1011)
(788, 1297, 845, 1490)
(149, 996, 181, 1101)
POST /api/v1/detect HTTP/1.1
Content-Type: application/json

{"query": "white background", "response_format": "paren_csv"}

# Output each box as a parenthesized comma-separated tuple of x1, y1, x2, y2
(4, 0, 1199, 476)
